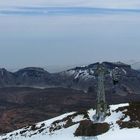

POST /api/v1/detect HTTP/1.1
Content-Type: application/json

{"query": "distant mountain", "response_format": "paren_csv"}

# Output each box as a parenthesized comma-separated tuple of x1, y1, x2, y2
(130, 62, 140, 70)
(1, 103, 140, 140)
(58, 62, 132, 91)
(0, 62, 140, 96)
(15, 67, 51, 87)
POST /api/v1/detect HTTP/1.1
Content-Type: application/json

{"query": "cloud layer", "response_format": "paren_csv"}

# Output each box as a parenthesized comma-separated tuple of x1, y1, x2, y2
(0, 0, 140, 16)
(0, 0, 140, 8)
(0, 7, 140, 16)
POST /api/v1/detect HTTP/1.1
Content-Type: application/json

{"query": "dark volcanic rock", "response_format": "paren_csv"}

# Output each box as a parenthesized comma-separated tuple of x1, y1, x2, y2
(116, 102, 140, 129)
(74, 120, 110, 136)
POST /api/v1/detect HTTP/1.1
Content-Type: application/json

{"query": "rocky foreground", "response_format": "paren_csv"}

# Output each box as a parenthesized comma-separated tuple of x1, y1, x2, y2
(1, 87, 140, 134)
(1, 102, 140, 140)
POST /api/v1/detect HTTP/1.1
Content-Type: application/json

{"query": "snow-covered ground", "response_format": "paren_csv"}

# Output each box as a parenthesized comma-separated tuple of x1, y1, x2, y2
(1, 103, 140, 140)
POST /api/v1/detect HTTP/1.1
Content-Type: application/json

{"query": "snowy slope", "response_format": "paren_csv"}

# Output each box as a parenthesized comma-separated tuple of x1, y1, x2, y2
(1, 103, 140, 140)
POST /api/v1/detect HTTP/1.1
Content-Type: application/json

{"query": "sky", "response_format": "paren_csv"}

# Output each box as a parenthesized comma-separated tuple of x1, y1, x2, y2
(0, 0, 140, 71)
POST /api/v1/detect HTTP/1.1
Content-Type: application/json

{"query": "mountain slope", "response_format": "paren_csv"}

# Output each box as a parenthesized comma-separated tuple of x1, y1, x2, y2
(58, 62, 140, 94)
(15, 67, 51, 87)
(1, 103, 140, 140)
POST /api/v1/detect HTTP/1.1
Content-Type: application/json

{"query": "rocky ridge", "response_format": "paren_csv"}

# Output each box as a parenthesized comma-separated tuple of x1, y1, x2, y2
(0, 62, 140, 95)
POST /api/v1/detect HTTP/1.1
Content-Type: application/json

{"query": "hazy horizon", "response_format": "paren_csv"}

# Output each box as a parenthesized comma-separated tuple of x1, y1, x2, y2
(0, 0, 140, 70)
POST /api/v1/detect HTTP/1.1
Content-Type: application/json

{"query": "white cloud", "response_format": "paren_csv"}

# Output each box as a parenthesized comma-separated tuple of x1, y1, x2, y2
(0, 0, 140, 9)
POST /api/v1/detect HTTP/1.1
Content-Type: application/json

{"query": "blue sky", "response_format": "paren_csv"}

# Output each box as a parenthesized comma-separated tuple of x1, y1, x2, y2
(0, 0, 140, 71)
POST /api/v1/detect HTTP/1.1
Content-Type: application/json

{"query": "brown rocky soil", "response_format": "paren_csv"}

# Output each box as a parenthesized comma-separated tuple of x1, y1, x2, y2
(116, 102, 140, 129)
(74, 120, 110, 136)
(0, 87, 140, 134)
